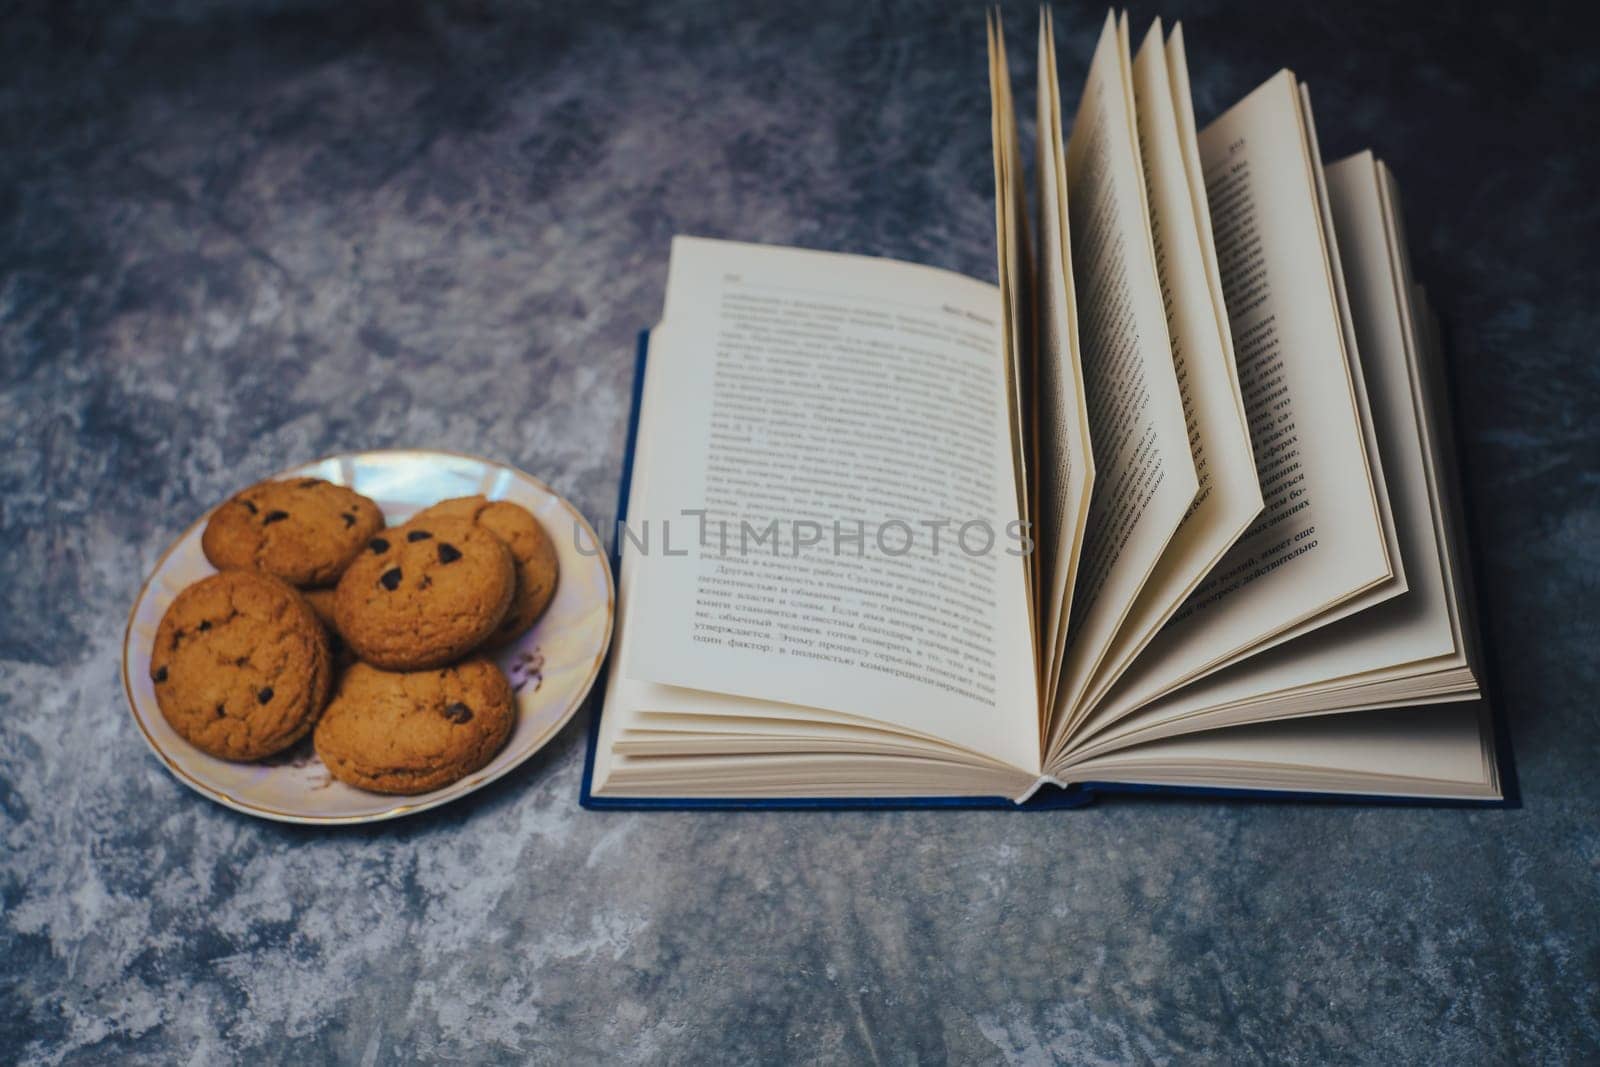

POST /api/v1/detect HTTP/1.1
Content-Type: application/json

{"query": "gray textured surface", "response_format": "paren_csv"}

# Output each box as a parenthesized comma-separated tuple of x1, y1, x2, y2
(2, 1, 1597, 1062)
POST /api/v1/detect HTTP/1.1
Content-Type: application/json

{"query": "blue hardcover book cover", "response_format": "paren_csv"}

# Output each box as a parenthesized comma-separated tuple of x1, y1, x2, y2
(578, 332, 1516, 812)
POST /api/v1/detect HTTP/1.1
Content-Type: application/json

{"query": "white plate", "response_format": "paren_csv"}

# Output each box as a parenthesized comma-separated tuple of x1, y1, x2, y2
(122, 449, 614, 825)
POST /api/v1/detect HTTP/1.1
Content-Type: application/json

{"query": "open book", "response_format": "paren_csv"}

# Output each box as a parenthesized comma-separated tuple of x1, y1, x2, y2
(583, 10, 1504, 807)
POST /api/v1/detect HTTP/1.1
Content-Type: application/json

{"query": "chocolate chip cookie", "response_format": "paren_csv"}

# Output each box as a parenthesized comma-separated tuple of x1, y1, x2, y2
(151, 570, 333, 761)
(333, 516, 515, 670)
(202, 476, 386, 588)
(410, 495, 560, 646)
(312, 659, 515, 794)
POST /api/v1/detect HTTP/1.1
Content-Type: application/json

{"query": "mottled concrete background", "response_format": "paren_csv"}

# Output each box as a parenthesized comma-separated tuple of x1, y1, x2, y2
(2, 0, 1596, 1062)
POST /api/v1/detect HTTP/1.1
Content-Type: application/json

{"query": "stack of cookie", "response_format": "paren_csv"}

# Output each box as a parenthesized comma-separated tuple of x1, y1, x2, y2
(149, 477, 560, 795)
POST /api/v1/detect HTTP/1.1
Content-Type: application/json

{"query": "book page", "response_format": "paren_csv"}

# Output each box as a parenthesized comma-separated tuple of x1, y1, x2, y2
(1033, 7, 1095, 716)
(1245, 85, 1406, 653)
(1081, 71, 1394, 728)
(1384, 165, 1484, 678)
(592, 324, 1037, 800)
(1060, 151, 1478, 760)
(989, 11, 1036, 645)
(1068, 19, 1263, 723)
(1165, 25, 1238, 429)
(1065, 702, 1497, 800)
(1052, 11, 1198, 727)
(621, 238, 1040, 773)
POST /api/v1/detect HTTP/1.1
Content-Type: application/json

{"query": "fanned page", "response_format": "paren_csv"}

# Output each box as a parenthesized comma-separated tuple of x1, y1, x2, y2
(620, 238, 1040, 775)
(1384, 169, 1481, 667)
(1381, 161, 1487, 684)
(1074, 70, 1396, 735)
(1062, 152, 1483, 763)
(1032, 7, 1095, 723)
(1051, 11, 1197, 737)
(989, 12, 1037, 649)
(1256, 84, 1407, 653)
(1063, 19, 1263, 730)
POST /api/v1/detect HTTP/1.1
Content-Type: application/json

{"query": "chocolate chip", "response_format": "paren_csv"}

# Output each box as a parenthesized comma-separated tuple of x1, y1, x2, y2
(438, 543, 462, 564)
(380, 567, 403, 591)
(152, 665, 167, 683)
(407, 530, 432, 542)
(341, 512, 356, 528)
(214, 703, 226, 718)
(263, 510, 289, 525)
(369, 537, 390, 554)
(299, 479, 321, 488)
(198, 620, 212, 632)
(442, 702, 473, 724)
(257, 687, 274, 704)
(241, 499, 258, 514)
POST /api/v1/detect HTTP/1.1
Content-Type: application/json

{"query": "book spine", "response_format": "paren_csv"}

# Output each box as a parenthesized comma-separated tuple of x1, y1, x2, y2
(1012, 774, 1071, 804)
